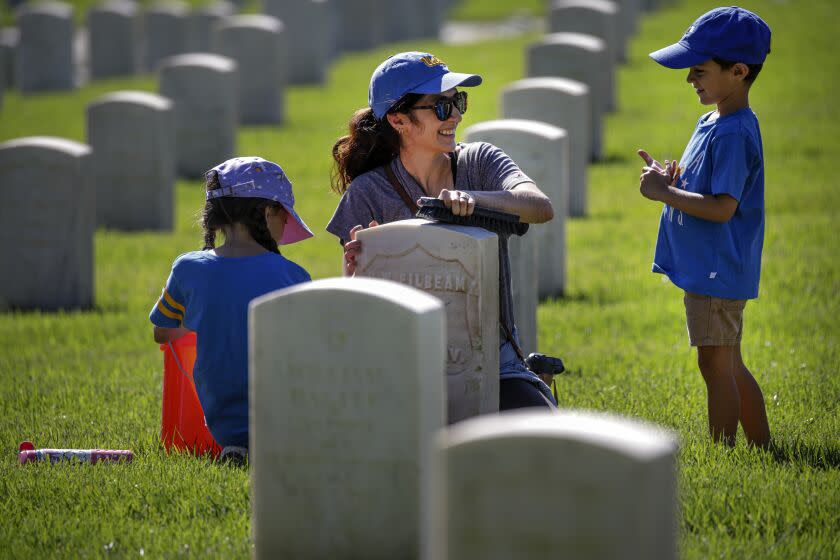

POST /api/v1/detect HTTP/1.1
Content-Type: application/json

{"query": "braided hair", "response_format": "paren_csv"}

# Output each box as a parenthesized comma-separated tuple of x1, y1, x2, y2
(201, 171, 282, 254)
(331, 93, 423, 194)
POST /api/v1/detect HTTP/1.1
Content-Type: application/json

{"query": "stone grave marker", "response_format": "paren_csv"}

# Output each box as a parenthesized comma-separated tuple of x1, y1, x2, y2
(615, 0, 640, 43)
(549, 0, 623, 63)
(187, 1, 235, 53)
(250, 277, 446, 559)
(214, 14, 284, 124)
(335, 0, 386, 52)
(86, 91, 175, 230)
(428, 410, 679, 560)
(465, 119, 568, 301)
(355, 219, 500, 424)
(384, 0, 443, 42)
(158, 53, 238, 177)
(501, 77, 590, 216)
(527, 32, 612, 160)
(263, 0, 330, 84)
(143, 1, 189, 72)
(16, 1, 75, 92)
(88, 0, 140, 79)
(0, 27, 18, 89)
(0, 137, 94, 310)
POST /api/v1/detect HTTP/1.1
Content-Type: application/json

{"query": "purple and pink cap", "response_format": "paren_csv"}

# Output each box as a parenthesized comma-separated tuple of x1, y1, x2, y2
(206, 157, 313, 245)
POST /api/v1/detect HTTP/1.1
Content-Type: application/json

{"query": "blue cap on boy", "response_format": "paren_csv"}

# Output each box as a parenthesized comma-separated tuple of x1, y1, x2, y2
(650, 6, 771, 69)
(368, 51, 482, 120)
(206, 157, 313, 245)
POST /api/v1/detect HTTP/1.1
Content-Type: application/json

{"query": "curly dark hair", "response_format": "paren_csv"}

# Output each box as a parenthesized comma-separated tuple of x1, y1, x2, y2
(200, 171, 282, 254)
(331, 93, 423, 194)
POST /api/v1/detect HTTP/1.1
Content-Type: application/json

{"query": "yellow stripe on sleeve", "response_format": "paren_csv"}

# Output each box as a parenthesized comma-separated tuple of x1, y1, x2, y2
(157, 299, 184, 321)
(163, 290, 185, 313)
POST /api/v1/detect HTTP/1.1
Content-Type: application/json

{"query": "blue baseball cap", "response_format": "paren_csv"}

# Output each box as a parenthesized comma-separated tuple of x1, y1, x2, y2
(368, 51, 483, 120)
(649, 6, 771, 69)
(206, 157, 313, 245)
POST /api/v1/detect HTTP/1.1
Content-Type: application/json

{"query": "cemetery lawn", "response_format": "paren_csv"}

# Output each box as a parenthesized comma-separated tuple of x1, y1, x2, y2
(1, 0, 838, 557)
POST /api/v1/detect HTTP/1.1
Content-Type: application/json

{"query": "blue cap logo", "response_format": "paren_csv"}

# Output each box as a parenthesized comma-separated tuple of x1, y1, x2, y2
(368, 51, 483, 120)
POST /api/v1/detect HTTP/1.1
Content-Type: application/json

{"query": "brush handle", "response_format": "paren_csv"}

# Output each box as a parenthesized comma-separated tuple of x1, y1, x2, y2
(18, 448, 134, 465)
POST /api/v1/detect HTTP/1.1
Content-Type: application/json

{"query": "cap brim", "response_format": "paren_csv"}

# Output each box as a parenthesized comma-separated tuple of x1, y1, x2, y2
(411, 71, 483, 94)
(279, 205, 314, 245)
(649, 42, 710, 69)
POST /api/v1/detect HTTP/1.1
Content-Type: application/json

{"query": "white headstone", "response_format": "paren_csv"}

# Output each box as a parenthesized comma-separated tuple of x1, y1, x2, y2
(0, 27, 19, 89)
(355, 219, 500, 424)
(0, 137, 94, 310)
(158, 53, 238, 177)
(335, 0, 385, 52)
(615, 0, 640, 42)
(16, 2, 75, 92)
(88, 0, 140, 79)
(262, 0, 330, 84)
(549, 0, 624, 63)
(527, 32, 612, 160)
(86, 91, 175, 230)
(187, 1, 235, 53)
(214, 14, 284, 124)
(501, 77, 590, 217)
(143, 1, 189, 72)
(384, 0, 443, 41)
(250, 277, 446, 559)
(465, 120, 568, 301)
(428, 410, 679, 560)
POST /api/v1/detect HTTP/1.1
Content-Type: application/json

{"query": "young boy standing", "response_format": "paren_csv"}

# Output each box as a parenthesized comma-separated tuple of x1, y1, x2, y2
(638, 7, 772, 447)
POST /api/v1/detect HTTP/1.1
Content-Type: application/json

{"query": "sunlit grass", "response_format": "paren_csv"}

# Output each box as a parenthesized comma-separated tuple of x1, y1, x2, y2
(1, 0, 838, 557)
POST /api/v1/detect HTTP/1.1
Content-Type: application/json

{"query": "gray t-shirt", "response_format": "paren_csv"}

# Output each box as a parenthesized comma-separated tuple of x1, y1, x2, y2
(326, 141, 533, 336)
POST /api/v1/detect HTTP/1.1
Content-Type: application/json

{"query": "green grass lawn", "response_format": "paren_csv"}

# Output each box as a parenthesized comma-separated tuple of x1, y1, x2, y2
(1, 0, 838, 557)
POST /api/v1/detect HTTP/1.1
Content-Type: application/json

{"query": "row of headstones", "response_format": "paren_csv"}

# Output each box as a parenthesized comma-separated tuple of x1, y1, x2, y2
(0, 0, 450, 96)
(249, 275, 679, 559)
(0, 53, 232, 309)
(456, 0, 636, 354)
(456, 0, 674, 353)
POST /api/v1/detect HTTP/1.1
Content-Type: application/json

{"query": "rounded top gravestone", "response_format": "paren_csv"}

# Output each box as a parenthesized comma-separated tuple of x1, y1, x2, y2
(0, 135, 91, 158)
(159, 52, 237, 73)
(501, 77, 590, 216)
(16, 0, 73, 19)
(92, 0, 137, 17)
(88, 90, 173, 112)
(217, 13, 283, 33)
(443, 409, 677, 460)
(503, 75, 589, 98)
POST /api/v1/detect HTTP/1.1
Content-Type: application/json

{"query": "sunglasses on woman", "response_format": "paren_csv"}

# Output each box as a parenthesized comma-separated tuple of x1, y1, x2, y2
(410, 91, 468, 121)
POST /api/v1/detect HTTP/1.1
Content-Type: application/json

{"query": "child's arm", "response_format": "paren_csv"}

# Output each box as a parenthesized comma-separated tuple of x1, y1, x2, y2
(153, 326, 190, 344)
(637, 150, 738, 223)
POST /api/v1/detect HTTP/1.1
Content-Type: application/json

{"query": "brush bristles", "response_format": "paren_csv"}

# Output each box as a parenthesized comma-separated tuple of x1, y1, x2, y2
(416, 198, 529, 236)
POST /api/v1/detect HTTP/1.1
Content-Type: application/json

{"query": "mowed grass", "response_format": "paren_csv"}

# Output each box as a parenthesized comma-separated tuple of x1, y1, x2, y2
(0, 0, 838, 557)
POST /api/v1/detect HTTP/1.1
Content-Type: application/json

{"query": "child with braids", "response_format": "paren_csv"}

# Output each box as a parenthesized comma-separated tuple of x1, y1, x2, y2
(150, 157, 312, 460)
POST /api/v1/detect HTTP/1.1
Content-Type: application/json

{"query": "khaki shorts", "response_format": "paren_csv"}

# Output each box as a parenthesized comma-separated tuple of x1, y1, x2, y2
(684, 291, 747, 347)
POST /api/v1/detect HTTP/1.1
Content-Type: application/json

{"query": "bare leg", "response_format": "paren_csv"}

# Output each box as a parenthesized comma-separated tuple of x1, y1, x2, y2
(732, 344, 771, 448)
(697, 345, 740, 446)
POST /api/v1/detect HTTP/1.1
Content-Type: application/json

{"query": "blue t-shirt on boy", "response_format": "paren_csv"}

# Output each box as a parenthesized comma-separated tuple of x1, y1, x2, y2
(150, 250, 311, 447)
(653, 107, 765, 300)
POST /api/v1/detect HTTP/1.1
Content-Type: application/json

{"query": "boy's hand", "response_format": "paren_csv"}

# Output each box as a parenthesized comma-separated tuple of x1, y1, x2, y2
(638, 149, 681, 185)
(639, 166, 672, 202)
(343, 221, 378, 277)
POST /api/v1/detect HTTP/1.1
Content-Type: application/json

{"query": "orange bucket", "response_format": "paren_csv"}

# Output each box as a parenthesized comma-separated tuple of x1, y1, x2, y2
(160, 332, 222, 457)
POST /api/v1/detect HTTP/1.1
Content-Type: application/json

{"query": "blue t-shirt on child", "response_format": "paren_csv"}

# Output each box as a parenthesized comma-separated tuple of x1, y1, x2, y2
(149, 250, 311, 447)
(653, 107, 765, 300)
